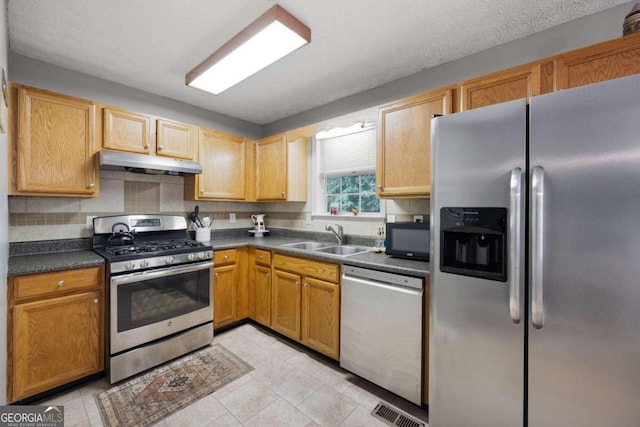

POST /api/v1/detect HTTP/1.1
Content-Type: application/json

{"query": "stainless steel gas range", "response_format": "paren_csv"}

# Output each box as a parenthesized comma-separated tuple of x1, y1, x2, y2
(92, 214, 214, 383)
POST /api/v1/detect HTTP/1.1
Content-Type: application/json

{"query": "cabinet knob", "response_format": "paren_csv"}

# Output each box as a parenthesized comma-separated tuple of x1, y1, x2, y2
(281, 192, 286, 198)
(87, 183, 95, 189)
(200, 189, 204, 193)
(57, 280, 65, 287)
(258, 255, 263, 260)
(224, 255, 229, 260)
(144, 144, 150, 149)
(377, 185, 383, 189)
(295, 281, 300, 287)
(158, 145, 164, 150)
(93, 298, 99, 304)
(215, 272, 219, 277)
(303, 282, 308, 287)
(266, 273, 270, 277)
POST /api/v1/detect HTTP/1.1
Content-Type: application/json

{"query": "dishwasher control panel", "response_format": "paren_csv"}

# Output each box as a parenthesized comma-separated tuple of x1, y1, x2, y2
(342, 265, 423, 290)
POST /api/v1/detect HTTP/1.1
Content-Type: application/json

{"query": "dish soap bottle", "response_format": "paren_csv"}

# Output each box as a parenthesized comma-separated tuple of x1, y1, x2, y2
(374, 226, 386, 253)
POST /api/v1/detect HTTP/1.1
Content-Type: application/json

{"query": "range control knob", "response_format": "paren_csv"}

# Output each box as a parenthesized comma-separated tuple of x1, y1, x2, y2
(126, 261, 136, 270)
(188, 253, 196, 261)
(197, 252, 205, 260)
(140, 260, 149, 268)
(165, 256, 174, 265)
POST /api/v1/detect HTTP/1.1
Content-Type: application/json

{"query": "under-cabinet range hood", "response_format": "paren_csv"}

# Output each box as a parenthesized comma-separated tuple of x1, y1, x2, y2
(99, 149, 203, 176)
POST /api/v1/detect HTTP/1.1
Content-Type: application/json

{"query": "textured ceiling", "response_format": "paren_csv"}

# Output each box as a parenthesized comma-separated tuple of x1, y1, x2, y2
(7, 0, 628, 125)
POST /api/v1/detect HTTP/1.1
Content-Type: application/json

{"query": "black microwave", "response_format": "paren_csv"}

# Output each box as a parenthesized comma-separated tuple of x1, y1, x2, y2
(386, 222, 430, 261)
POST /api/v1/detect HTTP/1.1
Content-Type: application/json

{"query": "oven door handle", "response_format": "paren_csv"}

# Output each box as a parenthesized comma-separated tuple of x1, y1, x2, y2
(111, 261, 214, 286)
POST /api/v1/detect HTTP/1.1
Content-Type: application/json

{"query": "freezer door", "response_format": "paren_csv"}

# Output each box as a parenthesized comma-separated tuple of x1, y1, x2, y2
(430, 99, 526, 427)
(529, 73, 640, 426)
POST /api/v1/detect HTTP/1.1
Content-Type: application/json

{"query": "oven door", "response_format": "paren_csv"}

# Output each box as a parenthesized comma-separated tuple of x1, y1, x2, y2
(110, 260, 213, 354)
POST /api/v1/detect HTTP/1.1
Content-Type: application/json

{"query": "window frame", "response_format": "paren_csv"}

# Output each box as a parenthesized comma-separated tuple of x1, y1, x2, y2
(311, 130, 385, 220)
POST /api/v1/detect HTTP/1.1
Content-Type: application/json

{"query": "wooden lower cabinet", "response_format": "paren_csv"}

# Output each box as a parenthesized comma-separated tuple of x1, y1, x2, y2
(271, 253, 340, 360)
(301, 277, 340, 359)
(8, 266, 104, 402)
(253, 265, 272, 327)
(213, 248, 247, 328)
(271, 269, 302, 340)
(213, 264, 238, 328)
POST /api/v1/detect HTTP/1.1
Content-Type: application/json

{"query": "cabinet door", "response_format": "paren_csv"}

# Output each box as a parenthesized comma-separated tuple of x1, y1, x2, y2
(156, 118, 197, 160)
(253, 265, 272, 327)
(103, 107, 153, 154)
(13, 85, 98, 196)
(301, 277, 340, 360)
(196, 128, 246, 200)
(12, 291, 103, 401)
(458, 62, 543, 111)
(256, 133, 287, 200)
(271, 269, 301, 340)
(213, 264, 237, 328)
(377, 89, 452, 198)
(554, 32, 640, 90)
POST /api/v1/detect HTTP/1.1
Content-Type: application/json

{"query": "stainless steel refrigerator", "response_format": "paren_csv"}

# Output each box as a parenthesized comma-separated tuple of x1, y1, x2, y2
(429, 73, 640, 427)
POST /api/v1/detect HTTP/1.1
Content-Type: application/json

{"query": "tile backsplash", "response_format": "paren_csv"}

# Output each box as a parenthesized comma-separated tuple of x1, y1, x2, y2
(9, 170, 429, 242)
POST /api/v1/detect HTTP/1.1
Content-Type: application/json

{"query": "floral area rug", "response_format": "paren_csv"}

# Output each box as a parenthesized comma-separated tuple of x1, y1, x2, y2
(95, 344, 253, 426)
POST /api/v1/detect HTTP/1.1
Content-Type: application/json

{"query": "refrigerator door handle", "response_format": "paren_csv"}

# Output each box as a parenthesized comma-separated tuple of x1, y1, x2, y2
(531, 166, 545, 329)
(508, 167, 522, 323)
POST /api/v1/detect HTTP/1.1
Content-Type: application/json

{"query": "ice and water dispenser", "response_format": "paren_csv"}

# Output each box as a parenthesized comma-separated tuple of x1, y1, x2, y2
(440, 207, 507, 282)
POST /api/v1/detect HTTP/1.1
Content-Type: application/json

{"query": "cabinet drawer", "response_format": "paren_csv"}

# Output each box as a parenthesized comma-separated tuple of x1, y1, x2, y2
(273, 254, 339, 283)
(255, 249, 271, 266)
(214, 249, 237, 266)
(13, 266, 102, 300)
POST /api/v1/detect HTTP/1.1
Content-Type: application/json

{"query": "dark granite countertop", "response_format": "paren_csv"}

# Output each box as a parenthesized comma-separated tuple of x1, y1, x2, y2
(8, 229, 429, 278)
(208, 233, 429, 278)
(8, 251, 106, 276)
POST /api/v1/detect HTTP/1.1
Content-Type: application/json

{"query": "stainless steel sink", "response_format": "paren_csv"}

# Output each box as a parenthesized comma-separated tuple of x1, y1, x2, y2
(313, 245, 370, 257)
(280, 241, 334, 250)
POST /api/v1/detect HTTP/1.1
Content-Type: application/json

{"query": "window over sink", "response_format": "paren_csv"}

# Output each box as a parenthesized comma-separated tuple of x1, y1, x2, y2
(312, 122, 383, 217)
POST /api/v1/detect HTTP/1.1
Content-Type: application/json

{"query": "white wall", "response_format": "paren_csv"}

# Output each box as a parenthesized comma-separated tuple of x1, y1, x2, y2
(0, 0, 9, 405)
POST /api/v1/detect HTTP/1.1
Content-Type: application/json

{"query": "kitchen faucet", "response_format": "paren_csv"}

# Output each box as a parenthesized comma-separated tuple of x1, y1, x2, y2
(325, 224, 344, 245)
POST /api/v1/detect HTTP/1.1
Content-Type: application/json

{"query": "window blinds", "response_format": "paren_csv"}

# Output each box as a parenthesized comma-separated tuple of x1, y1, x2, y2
(318, 127, 376, 175)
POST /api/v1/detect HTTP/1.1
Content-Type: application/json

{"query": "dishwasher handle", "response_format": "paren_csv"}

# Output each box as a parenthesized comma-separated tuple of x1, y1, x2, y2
(342, 273, 424, 297)
(342, 265, 423, 291)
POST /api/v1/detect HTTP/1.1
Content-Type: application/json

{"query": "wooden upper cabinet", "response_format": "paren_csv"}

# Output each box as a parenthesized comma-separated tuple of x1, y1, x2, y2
(185, 128, 246, 200)
(10, 84, 99, 197)
(255, 133, 308, 201)
(458, 62, 546, 111)
(286, 134, 308, 202)
(554, 32, 640, 90)
(377, 88, 452, 198)
(256, 133, 288, 200)
(156, 118, 197, 160)
(103, 106, 154, 154)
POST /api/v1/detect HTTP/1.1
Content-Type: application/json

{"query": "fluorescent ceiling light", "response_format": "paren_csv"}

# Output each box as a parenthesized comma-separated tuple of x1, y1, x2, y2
(186, 5, 311, 95)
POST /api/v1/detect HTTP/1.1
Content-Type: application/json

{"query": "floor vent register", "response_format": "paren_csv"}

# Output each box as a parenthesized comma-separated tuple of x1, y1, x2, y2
(370, 402, 426, 427)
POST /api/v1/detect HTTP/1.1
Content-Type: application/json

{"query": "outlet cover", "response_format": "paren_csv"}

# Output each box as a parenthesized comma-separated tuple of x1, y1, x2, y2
(305, 213, 312, 225)
(85, 215, 97, 229)
(229, 213, 236, 223)
(387, 214, 396, 223)
(414, 215, 424, 223)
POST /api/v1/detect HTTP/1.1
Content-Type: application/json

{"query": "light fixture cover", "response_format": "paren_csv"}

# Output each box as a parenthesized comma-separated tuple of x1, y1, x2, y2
(186, 5, 311, 95)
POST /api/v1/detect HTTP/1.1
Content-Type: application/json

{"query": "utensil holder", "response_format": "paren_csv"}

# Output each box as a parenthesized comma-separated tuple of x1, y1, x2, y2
(195, 228, 211, 242)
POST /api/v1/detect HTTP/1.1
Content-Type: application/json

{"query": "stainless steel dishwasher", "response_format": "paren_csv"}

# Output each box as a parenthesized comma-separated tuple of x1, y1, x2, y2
(340, 265, 424, 405)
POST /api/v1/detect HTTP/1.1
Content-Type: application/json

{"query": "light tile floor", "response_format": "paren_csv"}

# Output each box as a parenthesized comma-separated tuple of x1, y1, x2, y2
(37, 323, 429, 426)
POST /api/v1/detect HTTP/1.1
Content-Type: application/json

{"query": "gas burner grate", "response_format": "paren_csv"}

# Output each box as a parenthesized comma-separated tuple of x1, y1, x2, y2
(104, 239, 205, 256)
